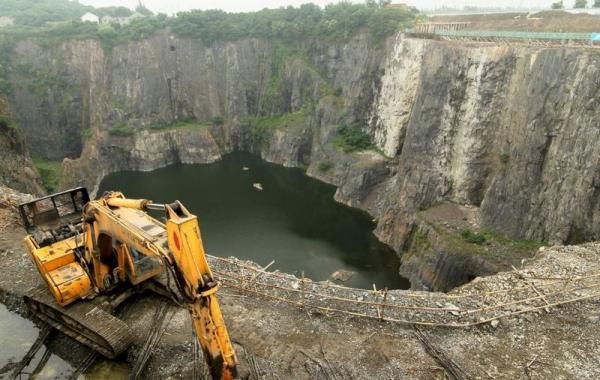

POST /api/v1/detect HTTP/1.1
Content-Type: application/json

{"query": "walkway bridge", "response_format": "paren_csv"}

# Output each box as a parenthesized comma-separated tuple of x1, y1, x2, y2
(407, 23, 600, 47)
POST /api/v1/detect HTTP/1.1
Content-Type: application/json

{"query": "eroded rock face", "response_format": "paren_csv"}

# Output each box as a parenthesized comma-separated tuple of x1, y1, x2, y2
(0, 95, 44, 195)
(4, 32, 599, 266)
(370, 36, 600, 248)
(62, 127, 222, 194)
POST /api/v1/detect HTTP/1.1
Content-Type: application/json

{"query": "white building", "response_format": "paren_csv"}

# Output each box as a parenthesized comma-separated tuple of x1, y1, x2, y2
(100, 13, 144, 26)
(80, 12, 100, 24)
(0, 16, 14, 27)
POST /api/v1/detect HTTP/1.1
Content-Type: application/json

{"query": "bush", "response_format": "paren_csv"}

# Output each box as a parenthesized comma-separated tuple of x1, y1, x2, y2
(250, 123, 269, 146)
(108, 123, 134, 137)
(32, 157, 62, 192)
(460, 229, 487, 245)
(0, 115, 17, 131)
(148, 118, 210, 131)
(499, 153, 509, 164)
(210, 116, 225, 126)
(0, 115, 10, 127)
(81, 128, 92, 139)
(334, 123, 374, 153)
(551, 1, 564, 9)
(317, 160, 333, 172)
(0, 78, 11, 94)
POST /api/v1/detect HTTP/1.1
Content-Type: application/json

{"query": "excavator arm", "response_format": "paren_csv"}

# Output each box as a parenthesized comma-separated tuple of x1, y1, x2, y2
(164, 201, 238, 380)
(84, 193, 238, 379)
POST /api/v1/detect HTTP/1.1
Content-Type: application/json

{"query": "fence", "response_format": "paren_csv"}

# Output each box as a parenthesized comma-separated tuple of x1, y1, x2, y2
(207, 255, 600, 328)
(406, 28, 600, 44)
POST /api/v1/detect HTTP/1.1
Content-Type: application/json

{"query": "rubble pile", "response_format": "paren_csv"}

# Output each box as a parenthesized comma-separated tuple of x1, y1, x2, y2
(0, 186, 32, 232)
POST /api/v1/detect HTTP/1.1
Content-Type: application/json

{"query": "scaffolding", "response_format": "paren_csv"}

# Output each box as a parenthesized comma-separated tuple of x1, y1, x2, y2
(406, 27, 600, 46)
(207, 255, 600, 328)
(414, 22, 470, 34)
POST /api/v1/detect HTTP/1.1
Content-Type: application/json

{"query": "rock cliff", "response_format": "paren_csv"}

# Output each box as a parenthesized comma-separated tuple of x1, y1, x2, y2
(0, 95, 43, 195)
(2, 31, 599, 288)
(370, 36, 599, 248)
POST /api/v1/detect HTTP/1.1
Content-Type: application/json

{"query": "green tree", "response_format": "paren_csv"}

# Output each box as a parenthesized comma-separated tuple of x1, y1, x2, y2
(0, 0, 92, 26)
(135, 2, 154, 16)
(0, 3, 418, 49)
(95, 6, 133, 18)
(574, 0, 587, 8)
(210, 116, 224, 126)
(551, 0, 564, 9)
(593, 0, 600, 7)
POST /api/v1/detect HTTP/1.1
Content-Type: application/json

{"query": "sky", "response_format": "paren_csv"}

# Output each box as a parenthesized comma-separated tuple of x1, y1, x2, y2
(78, 1, 586, 15)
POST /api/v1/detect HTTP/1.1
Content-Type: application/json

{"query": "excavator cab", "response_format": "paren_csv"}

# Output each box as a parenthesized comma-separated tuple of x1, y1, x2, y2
(19, 188, 94, 307)
(18, 187, 89, 247)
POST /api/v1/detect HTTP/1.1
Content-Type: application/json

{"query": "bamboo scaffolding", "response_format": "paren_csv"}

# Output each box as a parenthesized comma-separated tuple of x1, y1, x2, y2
(207, 254, 600, 327)
(212, 268, 600, 315)
(220, 279, 600, 328)
(209, 255, 599, 299)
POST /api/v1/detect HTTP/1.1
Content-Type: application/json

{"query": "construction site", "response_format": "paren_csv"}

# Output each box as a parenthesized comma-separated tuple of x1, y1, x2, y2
(1, 184, 599, 379)
(0, 2, 599, 380)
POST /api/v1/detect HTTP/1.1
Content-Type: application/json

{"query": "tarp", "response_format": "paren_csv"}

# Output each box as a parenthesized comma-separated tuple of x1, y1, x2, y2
(592, 33, 600, 42)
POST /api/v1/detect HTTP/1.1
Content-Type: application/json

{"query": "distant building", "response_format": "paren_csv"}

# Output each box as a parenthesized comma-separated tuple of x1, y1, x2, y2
(100, 12, 144, 26)
(81, 12, 100, 24)
(0, 16, 14, 27)
(386, 3, 409, 9)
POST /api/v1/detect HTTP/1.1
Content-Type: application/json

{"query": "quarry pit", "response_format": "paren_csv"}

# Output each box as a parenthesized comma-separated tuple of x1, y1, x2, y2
(0, 4, 599, 379)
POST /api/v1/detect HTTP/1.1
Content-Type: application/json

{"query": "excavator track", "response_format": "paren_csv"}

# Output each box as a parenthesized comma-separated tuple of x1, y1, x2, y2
(24, 286, 134, 359)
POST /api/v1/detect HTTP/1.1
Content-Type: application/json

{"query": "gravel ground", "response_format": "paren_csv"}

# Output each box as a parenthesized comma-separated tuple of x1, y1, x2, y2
(0, 186, 598, 379)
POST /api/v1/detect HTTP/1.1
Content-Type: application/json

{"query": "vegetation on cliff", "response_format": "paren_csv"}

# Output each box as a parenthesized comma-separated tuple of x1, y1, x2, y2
(171, 3, 417, 43)
(247, 106, 312, 147)
(334, 123, 375, 153)
(0, 2, 417, 51)
(31, 156, 61, 192)
(0, 0, 91, 27)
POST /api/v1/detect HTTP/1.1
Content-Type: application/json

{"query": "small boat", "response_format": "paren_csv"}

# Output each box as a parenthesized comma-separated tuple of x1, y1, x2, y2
(253, 183, 263, 191)
(242, 166, 249, 171)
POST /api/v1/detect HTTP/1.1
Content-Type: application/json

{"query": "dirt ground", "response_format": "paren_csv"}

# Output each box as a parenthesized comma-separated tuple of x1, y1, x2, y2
(431, 11, 600, 33)
(1, 187, 599, 379)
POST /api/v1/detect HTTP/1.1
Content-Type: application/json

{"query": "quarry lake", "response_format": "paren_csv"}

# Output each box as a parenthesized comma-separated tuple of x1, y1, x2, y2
(99, 152, 409, 290)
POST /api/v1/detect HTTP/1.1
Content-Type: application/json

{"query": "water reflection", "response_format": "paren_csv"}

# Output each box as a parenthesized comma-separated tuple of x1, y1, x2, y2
(0, 304, 129, 379)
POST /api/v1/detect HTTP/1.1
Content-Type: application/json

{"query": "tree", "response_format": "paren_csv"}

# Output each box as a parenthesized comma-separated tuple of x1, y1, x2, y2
(594, 0, 600, 7)
(574, 0, 587, 8)
(135, 2, 153, 16)
(551, 1, 564, 9)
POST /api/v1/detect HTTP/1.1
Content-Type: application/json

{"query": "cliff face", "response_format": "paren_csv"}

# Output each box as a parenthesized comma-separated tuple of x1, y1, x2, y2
(3, 32, 599, 283)
(0, 95, 44, 195)
(370, 36, 599, 248)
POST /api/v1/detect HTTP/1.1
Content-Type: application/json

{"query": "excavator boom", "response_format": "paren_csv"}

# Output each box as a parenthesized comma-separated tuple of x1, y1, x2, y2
(165, 201, 237, 379)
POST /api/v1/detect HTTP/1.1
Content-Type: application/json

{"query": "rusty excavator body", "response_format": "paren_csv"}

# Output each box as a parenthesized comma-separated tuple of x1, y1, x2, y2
(18, 187, 238, 379)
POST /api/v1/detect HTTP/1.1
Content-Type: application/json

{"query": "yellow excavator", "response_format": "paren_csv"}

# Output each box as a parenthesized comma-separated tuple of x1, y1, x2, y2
(18, 187, 238, 379)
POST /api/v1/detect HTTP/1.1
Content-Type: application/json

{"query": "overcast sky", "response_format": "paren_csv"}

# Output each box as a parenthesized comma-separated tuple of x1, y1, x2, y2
(78, 1, 585, 15)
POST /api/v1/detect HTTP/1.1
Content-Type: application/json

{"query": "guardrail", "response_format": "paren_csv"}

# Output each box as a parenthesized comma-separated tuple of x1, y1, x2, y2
(406, 28, 600, 44)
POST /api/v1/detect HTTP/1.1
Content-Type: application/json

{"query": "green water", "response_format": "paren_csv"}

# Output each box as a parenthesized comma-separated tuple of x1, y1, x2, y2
(99, 152, 409, 290)
(0, 304, 129, 379)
